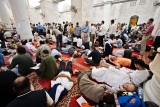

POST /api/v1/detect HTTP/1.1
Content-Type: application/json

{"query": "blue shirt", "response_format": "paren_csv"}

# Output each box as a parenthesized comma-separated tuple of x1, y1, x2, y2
(36, 24, 43, 31)
(81, 24, 89, 33)
(0, 48, 5, 66)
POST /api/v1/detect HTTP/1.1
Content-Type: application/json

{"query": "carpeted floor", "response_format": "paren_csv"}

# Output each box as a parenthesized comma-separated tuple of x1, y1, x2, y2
(3, 43, 151, 107)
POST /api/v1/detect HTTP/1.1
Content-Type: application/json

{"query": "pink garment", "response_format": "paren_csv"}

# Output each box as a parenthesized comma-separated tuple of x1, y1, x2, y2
(144, 24, 154, 36)
(22, 45, 33, 57)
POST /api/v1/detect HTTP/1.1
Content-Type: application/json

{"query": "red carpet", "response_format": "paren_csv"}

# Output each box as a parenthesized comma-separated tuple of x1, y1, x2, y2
(3, 44, 151, 107)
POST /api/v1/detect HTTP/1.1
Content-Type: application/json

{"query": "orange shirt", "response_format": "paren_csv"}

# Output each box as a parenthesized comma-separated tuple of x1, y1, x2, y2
(114, 57, 131, 67)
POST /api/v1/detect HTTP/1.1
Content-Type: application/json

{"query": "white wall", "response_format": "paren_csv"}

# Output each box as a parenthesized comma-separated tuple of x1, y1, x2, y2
(28, 7, 43, 24)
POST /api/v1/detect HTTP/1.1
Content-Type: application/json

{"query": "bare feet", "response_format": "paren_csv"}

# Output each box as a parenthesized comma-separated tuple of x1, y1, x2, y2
(73, 69, 79, 75)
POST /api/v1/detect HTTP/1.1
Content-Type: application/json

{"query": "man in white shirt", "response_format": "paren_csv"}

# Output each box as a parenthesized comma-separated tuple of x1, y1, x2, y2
(52, 59, 74, 91)
(108, 20, 117, 39)
(63, 34, 71, 44)
(90, 24, 97, 44)
(73, 37, 82, 47)
(51, 48, 62, 60)
(91, 59, 149, 90)
(98, 21, 106, 47)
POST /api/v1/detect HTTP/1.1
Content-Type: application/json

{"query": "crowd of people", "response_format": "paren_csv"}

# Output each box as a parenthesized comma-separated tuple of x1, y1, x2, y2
(0, 18, 160, 107)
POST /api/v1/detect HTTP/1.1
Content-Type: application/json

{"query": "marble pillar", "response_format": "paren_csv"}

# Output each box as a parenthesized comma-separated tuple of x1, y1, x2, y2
(0, 0, 11, 28)
(8, 0, 33, 40)
(143, 47, 160, 105)
(152, 6, 160, 36)
(71, 0, 82, 26)
(40, 0, 59, 23)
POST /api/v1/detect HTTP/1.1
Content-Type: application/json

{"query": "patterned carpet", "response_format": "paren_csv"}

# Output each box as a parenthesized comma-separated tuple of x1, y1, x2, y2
(3, 43, 151, 107)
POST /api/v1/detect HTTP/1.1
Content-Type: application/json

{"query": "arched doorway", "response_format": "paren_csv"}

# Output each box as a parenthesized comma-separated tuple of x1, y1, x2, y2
(129, 15, 139, 26)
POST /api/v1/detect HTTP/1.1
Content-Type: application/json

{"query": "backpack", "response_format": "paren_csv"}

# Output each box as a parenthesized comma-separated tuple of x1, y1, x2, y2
(118, 95, 146, 107)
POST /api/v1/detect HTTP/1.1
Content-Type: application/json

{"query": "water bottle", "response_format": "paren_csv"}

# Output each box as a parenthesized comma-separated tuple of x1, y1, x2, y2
(138, 87, 143, 99)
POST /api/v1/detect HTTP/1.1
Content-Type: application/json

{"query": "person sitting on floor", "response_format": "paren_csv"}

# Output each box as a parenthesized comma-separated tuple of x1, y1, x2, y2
(132, 37, 142, 52)
(102, 40, 113, 58)
(63, 33, 71, 45)
(39, 50, 58, 79)
(0, 48, 5, 67)
(17, 41, 33, 57)
(146, 36, 154, 52)
(7, 46, 34, 76)
(113, 36, 123, 48)
(0, 71, 18, 107)
(77, 71, 116, 105)
(7, 76, 54, 107)
(73, 37, 83, 47)
(26, 39, 37, 52)
(83, 46, 101, 66)
(35, 40, 51, 63)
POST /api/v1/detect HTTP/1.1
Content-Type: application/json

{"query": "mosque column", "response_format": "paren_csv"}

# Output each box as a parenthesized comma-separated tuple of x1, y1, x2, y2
(152, 6, 160, 36)
(7, 0, 33, 40)
(40, 0, 59, 23)
(0, 0, 11, 28)
(70, 0, 82, 26)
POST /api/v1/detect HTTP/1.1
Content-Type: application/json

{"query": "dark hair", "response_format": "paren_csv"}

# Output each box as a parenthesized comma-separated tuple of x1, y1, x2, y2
(116, 36, 120, 39)
(149, 18, 154, 22)
(46, 39, 50, 44)
(99, 93, 115, 107)
(17, 46, 26, 54)
(21, 40, 27, 45)
(40, 40, 45, 44)
(43, 50, 49, 54)
(148, 52, 157, 60)
(91, 46, 96, 50)
(76, 22, 79, 25)
(71, 24, 73, 26)
(111, 20, 114, 23)
(138, 37, 142, 40)
(13, 77, 30, 92)
(54, 55, 60, 59)
(102, 20, 105, 24)
(134, 59, 146, 68)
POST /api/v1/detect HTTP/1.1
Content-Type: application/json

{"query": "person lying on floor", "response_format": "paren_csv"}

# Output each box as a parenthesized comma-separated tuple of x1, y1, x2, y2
(83, 46, 101, 66)
(77, 71, 116, 106)
(7, 76, 54, 107)
(89, 59, 149, 88)
(61, 45, 80, 56)
(114, 48, 132, 59)
(106, 55, 138, 68)
(51, 48, 62, 60)
(48, 58, 74, 104)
